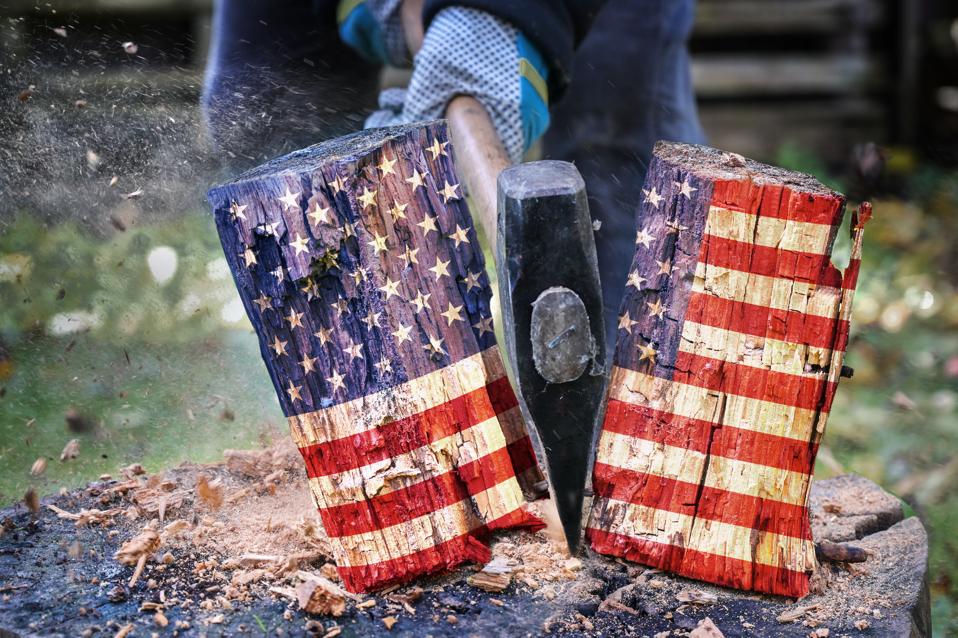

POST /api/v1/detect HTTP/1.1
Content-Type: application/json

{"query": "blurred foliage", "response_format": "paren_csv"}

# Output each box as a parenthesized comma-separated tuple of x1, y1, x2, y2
(777, 147, 958, 636)
(0, 211, 280, 508)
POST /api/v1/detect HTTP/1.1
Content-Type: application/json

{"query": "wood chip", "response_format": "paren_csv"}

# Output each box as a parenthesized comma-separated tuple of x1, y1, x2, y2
(60, 439, 80, 462)
(815, 539, 869, 563)
(196, 474, 224, 510)
(467, 556, 516, 592)
(23, 488, 39, 513)
(776, 604, 819, 623)
(154, 610, 169, 627)
(295, 576, 347, 616)
(114, 527, 161, 587)
(382, 616, 398, 630)
(113, 624, 134, 638)
(690, 617, 725, 637)
(676, 589, 719, 605)
(30, 457, 47, 476)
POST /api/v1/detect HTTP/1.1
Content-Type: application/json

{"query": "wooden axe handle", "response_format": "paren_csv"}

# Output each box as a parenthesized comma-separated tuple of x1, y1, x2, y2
(402, 0, 510, 241)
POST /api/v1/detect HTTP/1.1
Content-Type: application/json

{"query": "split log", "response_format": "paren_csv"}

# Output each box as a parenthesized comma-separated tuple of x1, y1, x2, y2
(207, 121, 544, 593)
(587, 141, 871, 598)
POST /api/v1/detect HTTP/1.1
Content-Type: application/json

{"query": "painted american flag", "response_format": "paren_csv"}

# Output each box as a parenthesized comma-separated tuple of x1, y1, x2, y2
(208, 123, 543, 593)
(586, 146, 868, 598)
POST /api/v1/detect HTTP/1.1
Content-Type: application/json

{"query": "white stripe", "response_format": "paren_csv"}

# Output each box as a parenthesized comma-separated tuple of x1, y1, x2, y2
(588, 496, 815, 572)
(607, 366, 823, 443)
(335, 478, 526, 567)
(288, 347, 507, 448)
(692, 262, 843, 320)
(308, 407, 522, 509)
(705, 205, 837, 255)
(678, 320, 836, 377)
(594, 430, 810, 506)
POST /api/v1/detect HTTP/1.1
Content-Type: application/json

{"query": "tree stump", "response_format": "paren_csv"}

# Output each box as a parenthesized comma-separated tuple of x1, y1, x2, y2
(0, 463, 929, 637)
(587, 142, 870, 598)
(206, 121, 544, 593)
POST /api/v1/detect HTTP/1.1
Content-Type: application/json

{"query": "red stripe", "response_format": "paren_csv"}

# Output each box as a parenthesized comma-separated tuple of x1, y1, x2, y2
(336, 508, 544, 593)
(842, 258, 861, 290)
(586, 527, 810, 598)
(602, 399, 818, 475)
(699, 234, 843, 288)
(504, 435, 538, 477)
(671, 351, 837, 413)
(711, 179, 844, 228)
(318, 445, 524, 538)
(684, 292, 847, 351)
(299, 376, 517, 479)
(591, 462, 812, 540)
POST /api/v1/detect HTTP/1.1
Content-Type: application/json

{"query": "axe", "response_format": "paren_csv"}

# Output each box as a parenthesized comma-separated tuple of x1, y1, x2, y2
(443, 97, 607, 554)
(401, 7, 606, 552)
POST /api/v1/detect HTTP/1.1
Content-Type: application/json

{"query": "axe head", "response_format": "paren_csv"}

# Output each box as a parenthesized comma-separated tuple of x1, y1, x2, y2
(496, 160, 606, 554)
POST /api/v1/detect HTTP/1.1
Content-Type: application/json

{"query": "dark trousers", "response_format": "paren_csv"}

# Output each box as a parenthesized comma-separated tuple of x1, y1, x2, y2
(202, 0, 705, 352)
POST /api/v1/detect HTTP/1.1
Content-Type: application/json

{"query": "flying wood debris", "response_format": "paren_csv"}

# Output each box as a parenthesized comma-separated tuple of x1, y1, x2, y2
(60, 438, 80, 461)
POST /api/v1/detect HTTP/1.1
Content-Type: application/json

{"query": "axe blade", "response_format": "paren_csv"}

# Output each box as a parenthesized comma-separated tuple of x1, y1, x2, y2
(496, 160, 606, 554)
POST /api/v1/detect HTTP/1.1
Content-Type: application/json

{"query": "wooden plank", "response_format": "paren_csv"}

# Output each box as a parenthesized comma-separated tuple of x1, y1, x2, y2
(586, 141, 869, 598)
(692, 55, 878, 98)
(207, 121, 545, 593)
(694, 0, 884, 36)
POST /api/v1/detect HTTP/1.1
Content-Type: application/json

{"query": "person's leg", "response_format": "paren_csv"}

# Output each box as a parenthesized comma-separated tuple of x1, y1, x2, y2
(202, 0, 381, 170)
(542, 0, 706, 353)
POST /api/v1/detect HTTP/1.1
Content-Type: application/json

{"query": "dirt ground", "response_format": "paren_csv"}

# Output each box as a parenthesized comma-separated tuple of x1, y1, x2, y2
(0, 442, 929, 637)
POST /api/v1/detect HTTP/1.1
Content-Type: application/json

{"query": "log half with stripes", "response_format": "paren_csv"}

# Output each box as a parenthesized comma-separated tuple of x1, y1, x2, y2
(587, 142, 870, 598)
(207, 122, 544, 593)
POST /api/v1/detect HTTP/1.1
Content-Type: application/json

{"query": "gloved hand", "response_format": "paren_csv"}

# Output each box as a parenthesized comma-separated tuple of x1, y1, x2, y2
(363, 7, 551, 164)
(337, 0, 409, 67)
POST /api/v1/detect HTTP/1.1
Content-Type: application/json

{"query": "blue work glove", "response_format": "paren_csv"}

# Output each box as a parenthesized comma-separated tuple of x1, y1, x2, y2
(364, 7, 551, 164)
(337, 0, 409, 67)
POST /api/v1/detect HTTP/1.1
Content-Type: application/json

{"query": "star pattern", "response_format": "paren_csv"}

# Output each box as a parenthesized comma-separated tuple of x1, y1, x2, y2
(379, 277, 401, 300)
(646, 298, 667, 320)
(440, 181, 460, 203)
(367, 231, 388, 254)
(230, 201, 248, 220)
(417, 215, 438, 235)
(638, 342, 658, 363)
(675, 178, 697, 199)
(428, 258, 450, 280)
(440, 303, 464, 326)
(309, 203, 331, 226)
(643, 187, 664, 209)
(290, 233, 310, 256)
(635, 228, 655, 248)
(378, 155, 397, 177)
(618, 312, 637, 331)
(626, 271, 647, 291)
(448, 225, 470, 248)
(279, 187, 300, 211)
(358, 187, 378, 209)
(405, 171, 426, 190)
(286, 309, 305, 329)
(426, 139, 448, 160)
(286, 380, 303, 402)
(242, 138, 500, 417)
